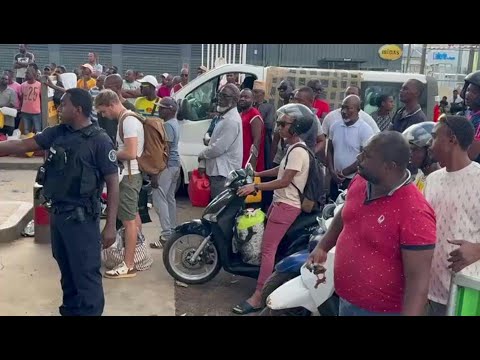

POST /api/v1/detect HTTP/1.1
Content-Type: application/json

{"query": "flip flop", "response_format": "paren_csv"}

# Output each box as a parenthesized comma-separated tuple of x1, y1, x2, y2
(232, 301, 262, 315)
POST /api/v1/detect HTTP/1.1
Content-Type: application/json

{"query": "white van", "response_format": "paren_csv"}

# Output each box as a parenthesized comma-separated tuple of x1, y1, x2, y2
(173, 64, 438, 187)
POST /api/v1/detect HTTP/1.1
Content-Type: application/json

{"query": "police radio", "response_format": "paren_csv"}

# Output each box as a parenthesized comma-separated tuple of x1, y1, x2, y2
(35, 146, 67, 185)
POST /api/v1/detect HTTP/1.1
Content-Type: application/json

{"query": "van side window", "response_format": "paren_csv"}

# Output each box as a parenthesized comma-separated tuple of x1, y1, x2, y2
(182, 72, 258, 121)
(182, 77, 219, 121)
(362, 82, 402, 116)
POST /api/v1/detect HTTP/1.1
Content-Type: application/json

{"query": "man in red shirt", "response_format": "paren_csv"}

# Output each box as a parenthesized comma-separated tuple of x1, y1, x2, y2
(157, 73, 173, 98)
(308, 79, 330, 121)
(238, 89, 265, 171)
(172, 68, 189, 95)
(308, 131, 436, 316)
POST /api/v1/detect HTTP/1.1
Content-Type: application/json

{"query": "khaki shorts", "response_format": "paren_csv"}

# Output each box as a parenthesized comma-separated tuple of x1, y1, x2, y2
(118, 173, 143, 222)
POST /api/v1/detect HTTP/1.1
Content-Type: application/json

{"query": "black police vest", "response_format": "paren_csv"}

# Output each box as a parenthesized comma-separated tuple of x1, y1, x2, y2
(41, 125, 105, 204)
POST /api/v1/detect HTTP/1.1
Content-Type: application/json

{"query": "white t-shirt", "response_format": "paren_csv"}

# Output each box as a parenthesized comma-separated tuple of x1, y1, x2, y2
(273, 142, 310, 209)
(322, 108, 380, 137)
(329, 119, 374, 178)
(424, 162, 480, 305)
(116, 115, 144, 176)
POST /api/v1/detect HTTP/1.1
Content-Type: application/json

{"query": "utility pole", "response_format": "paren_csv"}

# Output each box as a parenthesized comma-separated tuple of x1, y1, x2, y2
(419, 44, 427, 74)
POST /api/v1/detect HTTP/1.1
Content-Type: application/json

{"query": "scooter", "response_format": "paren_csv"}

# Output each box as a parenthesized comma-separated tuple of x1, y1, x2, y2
(263, 199, 345, 316)
(259, 191, 346, 316)
(162, 163, 321, 285)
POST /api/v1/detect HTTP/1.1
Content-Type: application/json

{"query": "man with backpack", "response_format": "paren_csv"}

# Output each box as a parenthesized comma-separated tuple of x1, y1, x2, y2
(95, 89, 145, 279)
(233, 103, 319, 315)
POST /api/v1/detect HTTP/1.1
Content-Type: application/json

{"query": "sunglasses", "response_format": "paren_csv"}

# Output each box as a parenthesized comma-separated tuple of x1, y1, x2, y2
(276, 120, 293, 127)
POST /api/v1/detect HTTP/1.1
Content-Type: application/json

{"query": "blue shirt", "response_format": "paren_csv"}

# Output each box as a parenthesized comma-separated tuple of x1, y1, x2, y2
(164, 118, 180, 167)
(34, 124, 118, 206)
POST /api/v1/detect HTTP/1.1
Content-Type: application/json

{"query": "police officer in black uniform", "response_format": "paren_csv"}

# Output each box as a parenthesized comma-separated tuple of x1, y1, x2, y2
(0, 88, 119, 316)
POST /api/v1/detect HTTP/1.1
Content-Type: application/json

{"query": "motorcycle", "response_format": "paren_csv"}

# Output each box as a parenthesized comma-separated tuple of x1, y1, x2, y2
(259, 191, 346, 316)
(162, 163, 321, 285)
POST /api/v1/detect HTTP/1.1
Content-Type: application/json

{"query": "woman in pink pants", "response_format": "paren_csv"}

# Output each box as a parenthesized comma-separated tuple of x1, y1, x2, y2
(233, 103, 315, 315)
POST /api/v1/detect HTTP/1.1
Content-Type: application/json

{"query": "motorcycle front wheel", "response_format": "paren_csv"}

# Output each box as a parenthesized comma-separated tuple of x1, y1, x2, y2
(163, 231, 221, 285)
(259, 271, 311, 316)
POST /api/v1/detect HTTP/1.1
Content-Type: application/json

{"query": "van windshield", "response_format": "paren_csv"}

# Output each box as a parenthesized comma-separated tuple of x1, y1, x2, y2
(361, 81, 428, 116)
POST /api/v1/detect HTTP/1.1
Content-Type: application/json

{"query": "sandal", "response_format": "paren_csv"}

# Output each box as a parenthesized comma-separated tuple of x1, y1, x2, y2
(150, 241, 163, 249)
(232, 301, 262, 315)
(149, 235, 170, 249)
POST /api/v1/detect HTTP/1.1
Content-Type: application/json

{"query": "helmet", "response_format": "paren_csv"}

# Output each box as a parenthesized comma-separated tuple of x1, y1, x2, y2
(465, 70, 480, 88)
(402, 122, 435, 148)
(276, 103, 314, 136)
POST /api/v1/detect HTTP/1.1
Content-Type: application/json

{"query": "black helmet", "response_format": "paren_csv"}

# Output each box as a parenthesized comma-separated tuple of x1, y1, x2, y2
(465, 70, 480, 88)
(276, 103, 314, 136)
(402, 122, 435, 148)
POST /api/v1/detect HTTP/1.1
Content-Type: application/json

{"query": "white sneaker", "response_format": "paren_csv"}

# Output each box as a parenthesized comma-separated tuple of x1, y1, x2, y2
(104, 261, 137, 279)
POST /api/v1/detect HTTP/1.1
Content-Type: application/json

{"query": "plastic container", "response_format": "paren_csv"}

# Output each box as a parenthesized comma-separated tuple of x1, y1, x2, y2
(188, 169, 211, 207)
(245, 177, 262, 204)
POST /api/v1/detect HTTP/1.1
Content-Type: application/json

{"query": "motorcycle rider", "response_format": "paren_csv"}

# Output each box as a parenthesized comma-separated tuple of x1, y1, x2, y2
(233, 103, 314, 315)
(402, 121, 440, 192)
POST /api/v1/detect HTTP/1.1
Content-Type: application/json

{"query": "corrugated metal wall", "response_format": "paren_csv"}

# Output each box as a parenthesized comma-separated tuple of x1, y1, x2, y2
(59, 44, 112, 72)
(0, 44, 50, 72)
(250, 44, 403, 71)
(122, 44, 182, 77)
(0, 44, 403, 80)
(0, 44, 188, 78)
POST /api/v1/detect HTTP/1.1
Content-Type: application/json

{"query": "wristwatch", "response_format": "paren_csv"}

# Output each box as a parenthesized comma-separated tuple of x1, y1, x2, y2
(254, 184, 260, 192)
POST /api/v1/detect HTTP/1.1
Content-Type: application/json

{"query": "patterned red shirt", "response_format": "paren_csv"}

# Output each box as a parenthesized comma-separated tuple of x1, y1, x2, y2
(334, 175, 436, 313)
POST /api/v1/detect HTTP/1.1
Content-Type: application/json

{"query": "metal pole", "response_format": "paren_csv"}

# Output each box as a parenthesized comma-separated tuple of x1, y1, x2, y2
(467, 47, 476, 73)
(215, 44, 219, 65)
(201, 44, 204, 67)
(227, 44, 231, 64)
(420, 44, 427, 74)
(405, 44, 412, 72)
(206, 44, 210, 70)
(242, 43, 247, 64)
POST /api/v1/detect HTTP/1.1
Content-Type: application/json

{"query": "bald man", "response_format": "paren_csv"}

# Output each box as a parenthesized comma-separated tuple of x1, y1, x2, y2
(98, 74, 137, 142)
(327, 95, 374, 199)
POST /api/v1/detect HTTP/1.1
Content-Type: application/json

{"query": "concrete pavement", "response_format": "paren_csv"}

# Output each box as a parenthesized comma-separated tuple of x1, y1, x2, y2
(0, 169, 204, 316)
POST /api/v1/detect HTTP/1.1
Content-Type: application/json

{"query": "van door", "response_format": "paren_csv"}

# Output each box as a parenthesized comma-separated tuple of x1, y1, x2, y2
(177, 71, 259, 183)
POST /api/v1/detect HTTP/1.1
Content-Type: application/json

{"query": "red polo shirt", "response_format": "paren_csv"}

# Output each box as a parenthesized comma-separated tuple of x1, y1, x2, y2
(313, 99, 330, 119)
(334, 175, 436, 313)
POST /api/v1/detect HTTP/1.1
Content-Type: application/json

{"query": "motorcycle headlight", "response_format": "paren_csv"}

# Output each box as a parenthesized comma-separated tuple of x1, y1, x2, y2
(225, 170, 239, 187)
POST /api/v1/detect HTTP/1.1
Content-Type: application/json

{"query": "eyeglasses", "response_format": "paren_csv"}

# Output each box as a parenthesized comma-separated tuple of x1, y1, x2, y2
(217, 92, 233, 99)
(276, 120, 293, 127)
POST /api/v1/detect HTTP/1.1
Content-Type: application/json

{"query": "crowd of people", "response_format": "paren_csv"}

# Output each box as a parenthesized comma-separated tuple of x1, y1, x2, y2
(1, 43, 480, 316)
